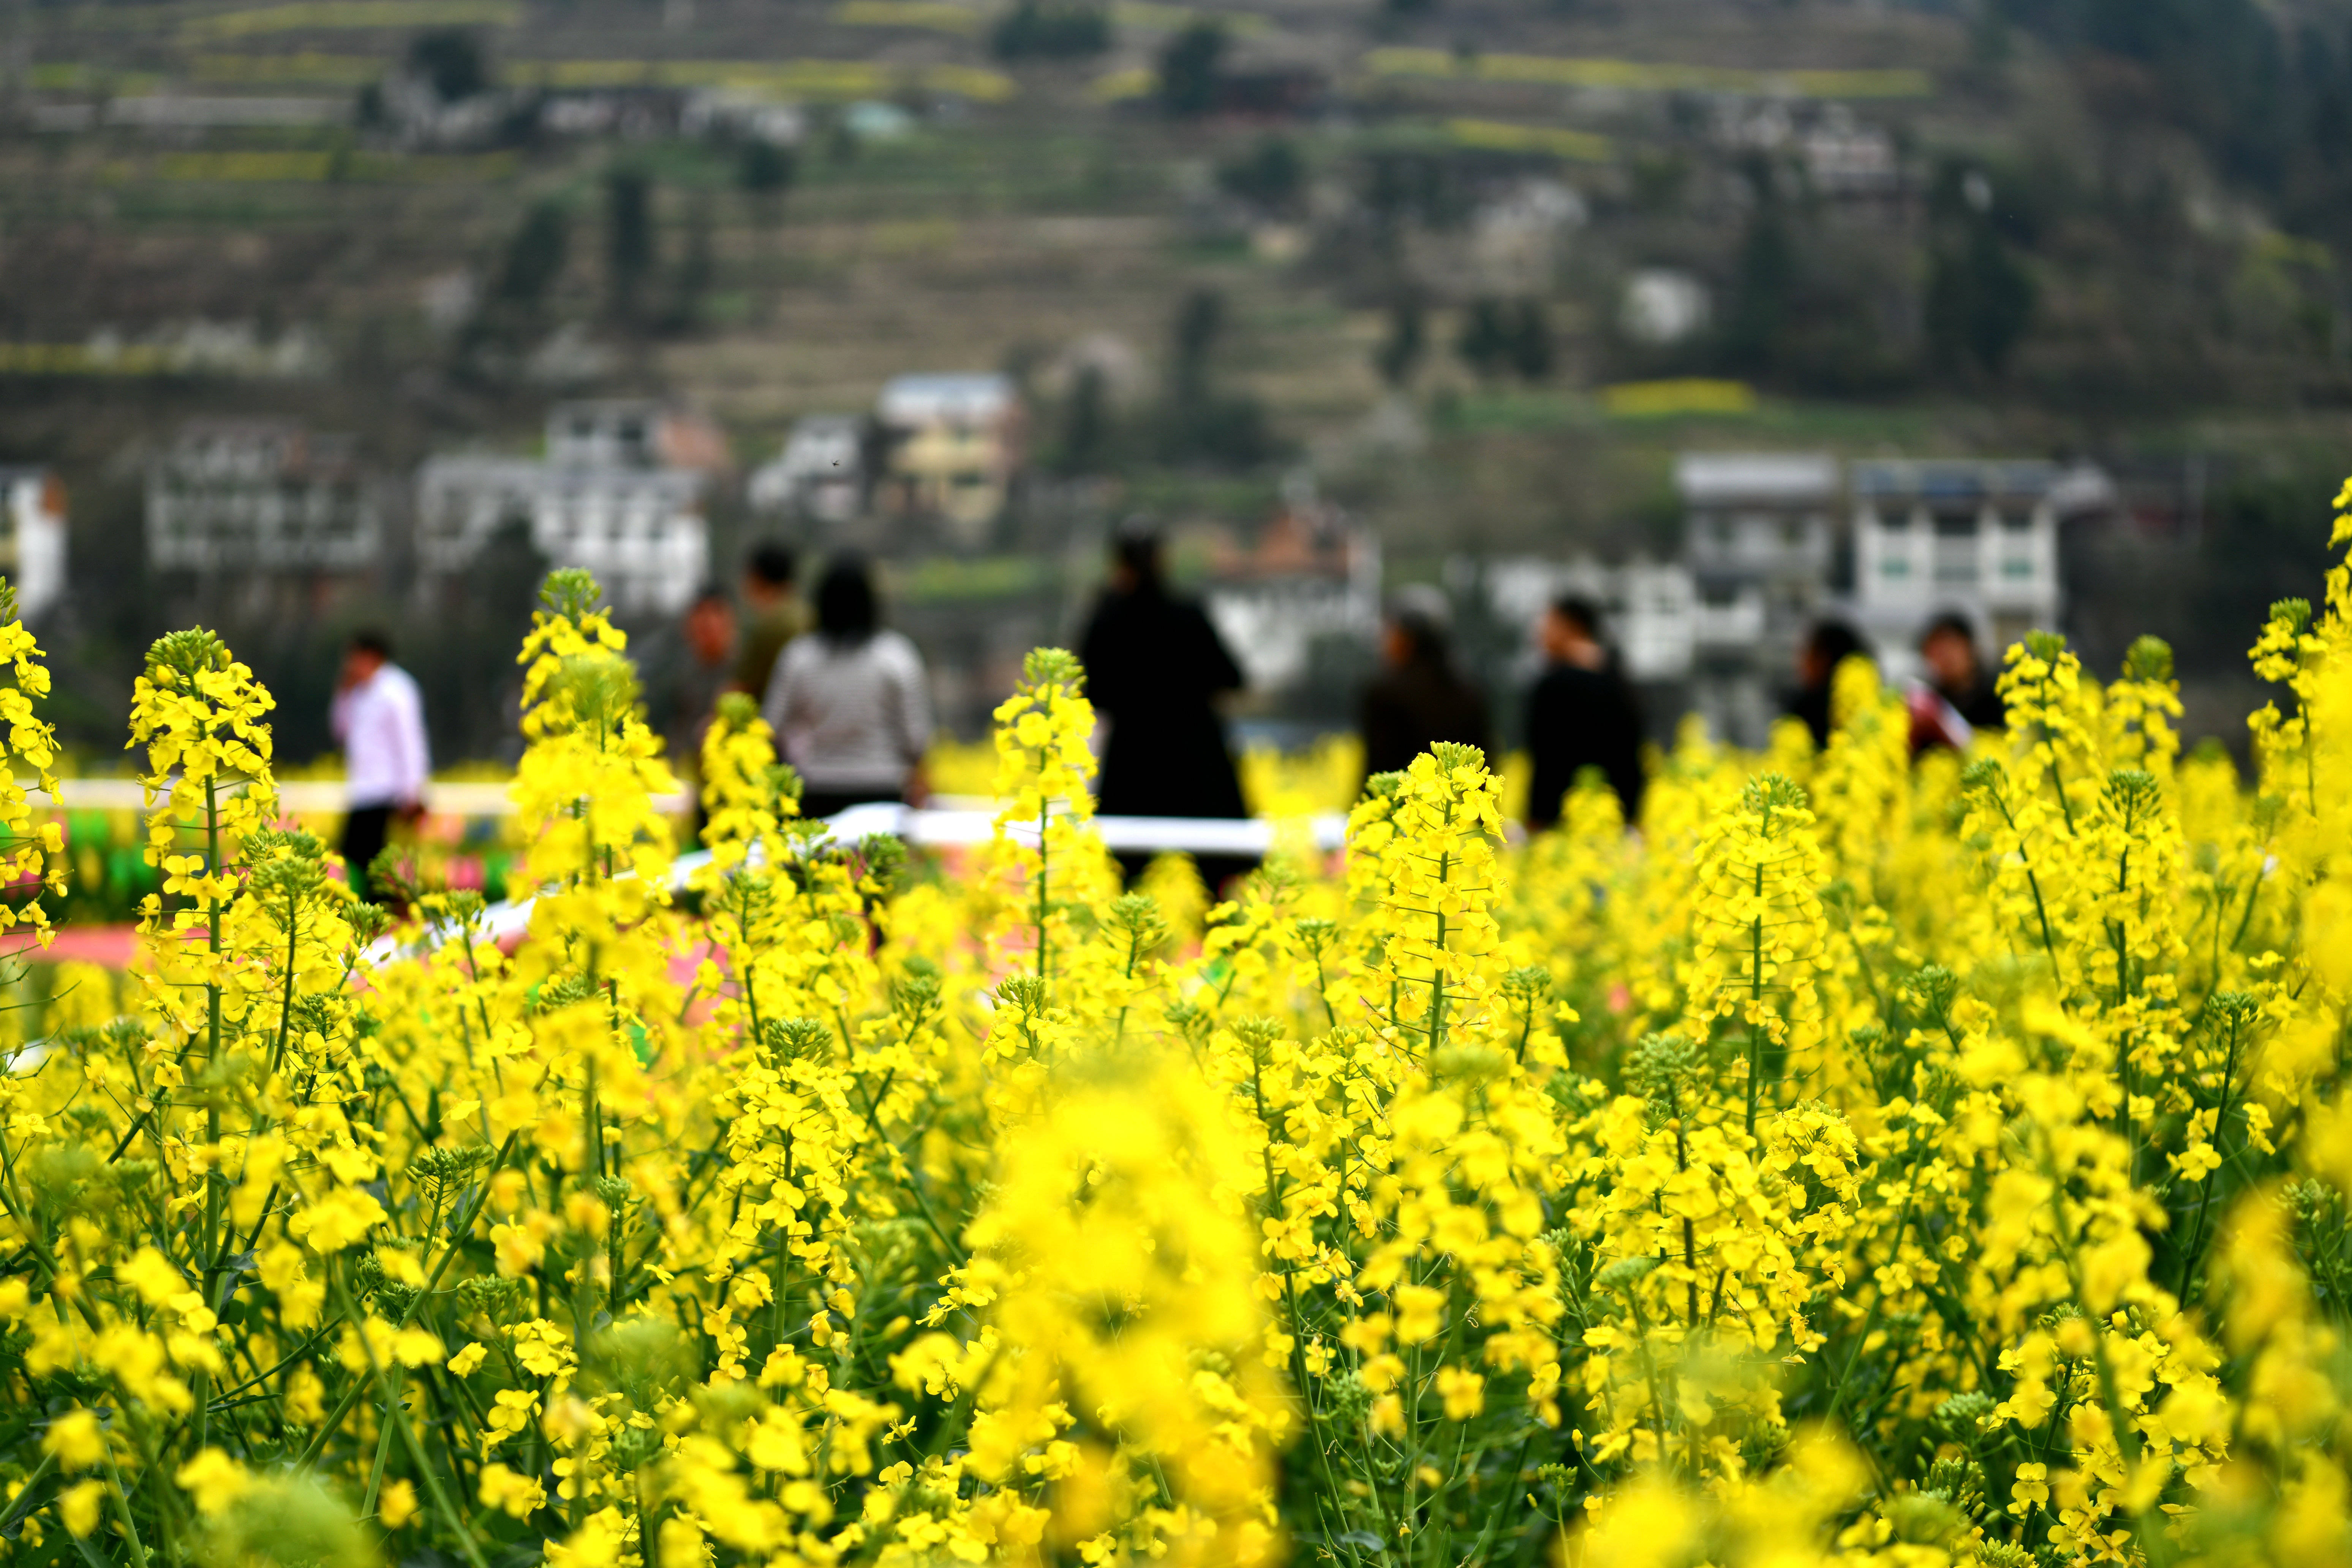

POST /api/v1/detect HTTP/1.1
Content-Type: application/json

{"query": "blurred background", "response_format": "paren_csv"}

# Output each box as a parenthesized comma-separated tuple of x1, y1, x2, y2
(2, 0, 2348, 776)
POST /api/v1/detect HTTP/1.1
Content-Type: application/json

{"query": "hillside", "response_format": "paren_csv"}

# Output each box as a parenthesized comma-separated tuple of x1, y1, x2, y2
(4, 0, 2350, 747)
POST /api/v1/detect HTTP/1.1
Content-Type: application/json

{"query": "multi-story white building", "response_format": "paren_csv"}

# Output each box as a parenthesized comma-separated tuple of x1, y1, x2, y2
(1679, 453, 1840, 590)
(1848, 459, 2110, 670)
(1204, 493, 1382, 696)
(1675, 452, 1841, 743)
(0, 469, 67, 621)
(1480, 454, 2109, 748)
(1852, 460, 2062, 625)
(748, 416, 866, 526)
(416, 402, 723, 616)
(146, 420, 383, 574)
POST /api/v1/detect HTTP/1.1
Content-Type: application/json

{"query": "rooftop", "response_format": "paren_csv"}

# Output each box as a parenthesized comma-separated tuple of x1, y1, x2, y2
(877, 374, 1018, 424)
(1850, 458, 2067, 502)
(1675, 452, 1839, 507)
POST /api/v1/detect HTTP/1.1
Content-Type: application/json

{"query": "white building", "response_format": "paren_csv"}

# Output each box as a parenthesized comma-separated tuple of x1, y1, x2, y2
(147, 420, 383, 573)
(1674, 452, 1843, 742)
(416, 402, 722, 616)
(1800, 106, 1900, 197)
(0, 469, 67, 622)
(680, 90, 805, 146)
(545, 400, 731, 473)
(1850, 459, 2110, 677)
(1484, 556, 1702, 685)
(748, 416, 866, 525)
(1200, 481, 1382, 697)
(1658, 451, 2110, 733)
(1679, 452, 1839, 602)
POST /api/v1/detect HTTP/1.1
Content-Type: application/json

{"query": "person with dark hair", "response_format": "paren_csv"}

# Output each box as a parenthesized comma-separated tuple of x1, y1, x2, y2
(1523, 593, 1644, 831)
(1359, 585, 1492, 785)
(731, 540, 805, 698)
(1908, 610, 2005, 754)
(1078, 521, 1250, 882)
(1786, 617, 1872, 751)
(331, 628, 430, 900)
(762, 555, 932, 818)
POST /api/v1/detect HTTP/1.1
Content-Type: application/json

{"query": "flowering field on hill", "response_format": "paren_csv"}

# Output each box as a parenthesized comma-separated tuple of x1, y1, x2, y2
(2, 498, 2352, 1568)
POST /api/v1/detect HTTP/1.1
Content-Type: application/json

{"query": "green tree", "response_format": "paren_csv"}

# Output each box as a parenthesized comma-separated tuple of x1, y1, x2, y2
(1158, 22, 1225, 118)
(408, 28, 488, 102)
(1506, 298, 1553, 381)
(737, 141, 793, 324)
(992, 0, 1111, 59)
(666, 192, 714, 334)
(1159, 286, 1277, 466)
(1925, 222, 2036, 374)
(1457, 297, 1510, 379)
(1057, 364, 1113, 474)
(1721, 199, 1794, 375)
(1374, 290, 1425, 387)
(738, 140, 796, 200)
(495, 201, 568, 308)
(606, 167, 656, 322)
(1171, 286, 1222, 403)
(1218, 136, 1304, 213)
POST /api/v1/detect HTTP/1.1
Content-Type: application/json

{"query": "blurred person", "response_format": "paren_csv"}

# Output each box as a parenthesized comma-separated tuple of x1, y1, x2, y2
(656, 586, 738, 765)
(732, 541, 805, 697)
(764, 555, 932, 818)
(1359, 585, 1491, 785)
(1524, 593, 1644, 832)
(641, 586, 737, 842)
(1078, 522, 1250, 885)
(331, 628, 429, 901)
(1786, 618, 1873, 751)
(1908, 610, 2007, 755)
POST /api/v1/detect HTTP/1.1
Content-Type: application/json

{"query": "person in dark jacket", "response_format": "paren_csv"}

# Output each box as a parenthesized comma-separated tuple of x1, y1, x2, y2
(1078, 524, 1250, 882)
(1359, 586, 1492, 784)
(1785, 618, 1872, 751)
(1524, 593, 1644, 832)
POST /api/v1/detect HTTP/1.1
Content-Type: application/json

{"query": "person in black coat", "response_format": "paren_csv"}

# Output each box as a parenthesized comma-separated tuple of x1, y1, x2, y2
(1785, 618, 1872, 751)
(1078, 525, 1250, 882)
(1524, 593, 1644, 833)
(1358, 586, 1493, 785)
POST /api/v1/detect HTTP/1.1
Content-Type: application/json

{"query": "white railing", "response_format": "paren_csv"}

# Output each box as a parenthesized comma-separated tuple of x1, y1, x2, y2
(23, 779, 695, 816)
(24, 782, 1350, 857)
(370, 803, 1351, 959)
(21, 779, 1353, 952)
(825, 802, 1348, 855)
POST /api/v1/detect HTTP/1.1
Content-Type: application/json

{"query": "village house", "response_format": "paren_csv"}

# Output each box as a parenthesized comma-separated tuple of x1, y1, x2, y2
(416, 401, 726, 616)
(874, 374, 1024, 544)
(146, 419, 384, 574)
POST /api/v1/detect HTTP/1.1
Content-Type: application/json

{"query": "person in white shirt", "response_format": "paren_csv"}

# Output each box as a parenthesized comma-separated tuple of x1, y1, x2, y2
(330, 629, 431, 899)
(762, 556, 931, 819)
